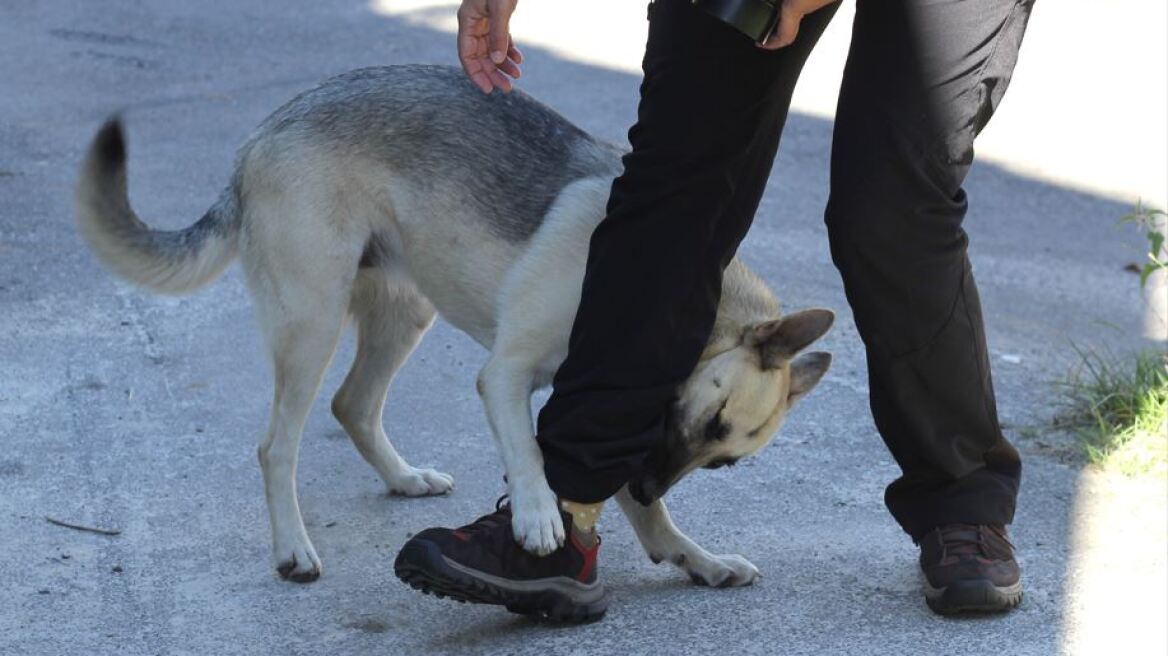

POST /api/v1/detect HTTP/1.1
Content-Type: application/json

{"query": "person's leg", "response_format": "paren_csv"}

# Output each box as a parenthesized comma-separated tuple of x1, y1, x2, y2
(826, 0, 1034, 612)
(396, 0, 836, 621)
(537, 0, 837, 504)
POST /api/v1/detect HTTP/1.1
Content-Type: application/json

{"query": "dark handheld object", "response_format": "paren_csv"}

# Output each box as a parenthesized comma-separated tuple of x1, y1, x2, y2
(691, 0, 780, 43)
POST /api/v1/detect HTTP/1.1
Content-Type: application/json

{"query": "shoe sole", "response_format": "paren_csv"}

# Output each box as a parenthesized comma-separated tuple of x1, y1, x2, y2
(924, 579, 1024, 615)
(394, 539, 610, 623)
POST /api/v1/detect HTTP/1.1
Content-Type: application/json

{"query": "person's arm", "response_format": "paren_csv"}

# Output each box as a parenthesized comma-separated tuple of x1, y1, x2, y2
(457, 0, 523, 94)
(757, 0, 839, 50)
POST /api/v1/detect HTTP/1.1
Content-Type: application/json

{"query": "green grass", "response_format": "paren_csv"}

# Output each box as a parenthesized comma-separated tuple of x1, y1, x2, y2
(1058, 346, 1168, 478)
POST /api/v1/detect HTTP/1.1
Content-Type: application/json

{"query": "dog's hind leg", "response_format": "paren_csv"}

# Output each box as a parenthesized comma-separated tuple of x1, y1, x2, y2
(614, 486, 760, 588)
(244, 186, 364, 582)
(252, 287, 348, 583)
(331, 271, 452, 496)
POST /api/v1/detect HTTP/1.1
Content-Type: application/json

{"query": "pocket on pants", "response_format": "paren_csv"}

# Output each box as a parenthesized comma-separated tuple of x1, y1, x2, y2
(942, 0, 1036, 167)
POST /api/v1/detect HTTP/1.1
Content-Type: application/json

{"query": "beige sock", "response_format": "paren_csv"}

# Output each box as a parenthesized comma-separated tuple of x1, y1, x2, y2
(560, 499, 604, 532)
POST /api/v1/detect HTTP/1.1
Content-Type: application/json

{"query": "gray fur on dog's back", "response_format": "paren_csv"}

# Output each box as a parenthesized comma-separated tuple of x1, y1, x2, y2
(253, 65, 623, 242)
(77, 64, 623, 296)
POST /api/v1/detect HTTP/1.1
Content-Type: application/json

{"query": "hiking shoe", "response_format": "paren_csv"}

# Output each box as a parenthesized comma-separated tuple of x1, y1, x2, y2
(919, 524, 1023, 615)
(394, 497, 608, 623)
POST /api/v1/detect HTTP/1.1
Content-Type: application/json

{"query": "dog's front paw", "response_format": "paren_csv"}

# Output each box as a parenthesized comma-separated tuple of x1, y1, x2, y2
(509, 476, 565, 556)
(274, 539, 322, 583)
(388, 467, 454, 497)
(682, 553, 760, 588)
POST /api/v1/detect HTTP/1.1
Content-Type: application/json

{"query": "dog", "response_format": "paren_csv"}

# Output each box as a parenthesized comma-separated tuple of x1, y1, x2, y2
(76, 64, 833, 587)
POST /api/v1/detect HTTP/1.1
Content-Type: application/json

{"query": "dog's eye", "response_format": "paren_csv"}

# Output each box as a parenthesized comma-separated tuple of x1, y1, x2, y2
(703, 457, 739, 470)
(702, 400, 731, 442)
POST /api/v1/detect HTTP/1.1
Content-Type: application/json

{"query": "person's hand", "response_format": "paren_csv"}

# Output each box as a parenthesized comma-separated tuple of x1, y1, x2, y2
(457, 0, 523, 94)
(757, 0, 839, 50)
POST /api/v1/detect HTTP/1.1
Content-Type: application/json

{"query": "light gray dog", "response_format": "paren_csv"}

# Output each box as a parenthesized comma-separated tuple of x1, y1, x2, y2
(76, 65, 833, 586)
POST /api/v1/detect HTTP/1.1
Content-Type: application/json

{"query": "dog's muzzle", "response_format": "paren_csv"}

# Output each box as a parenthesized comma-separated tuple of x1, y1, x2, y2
(629, 409, 689, 505)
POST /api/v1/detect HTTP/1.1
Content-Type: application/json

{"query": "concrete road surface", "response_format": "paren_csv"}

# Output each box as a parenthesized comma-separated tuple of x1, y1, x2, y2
(1, 1, 1164, 655)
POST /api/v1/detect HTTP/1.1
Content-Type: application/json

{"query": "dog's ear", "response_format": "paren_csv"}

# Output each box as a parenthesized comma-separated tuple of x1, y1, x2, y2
(746, 308, 835, 369)
(788, 351, 832, 404)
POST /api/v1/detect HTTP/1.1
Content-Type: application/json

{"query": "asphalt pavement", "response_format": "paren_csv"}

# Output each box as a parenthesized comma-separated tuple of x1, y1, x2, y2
(0, 1, 1162, 655)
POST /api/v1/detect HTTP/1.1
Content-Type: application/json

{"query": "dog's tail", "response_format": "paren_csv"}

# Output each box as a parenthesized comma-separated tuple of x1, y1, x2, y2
(75, 118, 241, 295)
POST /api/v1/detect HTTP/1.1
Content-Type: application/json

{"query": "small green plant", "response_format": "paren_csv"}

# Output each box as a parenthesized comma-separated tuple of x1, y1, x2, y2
(1059, 345, 1168, 477)
(1120, 201, 1168, 288)
(1054, 201, 1167, 476)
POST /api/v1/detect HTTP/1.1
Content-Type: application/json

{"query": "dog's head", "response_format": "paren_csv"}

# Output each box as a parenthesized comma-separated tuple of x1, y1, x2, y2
(627, 308, 834, 505)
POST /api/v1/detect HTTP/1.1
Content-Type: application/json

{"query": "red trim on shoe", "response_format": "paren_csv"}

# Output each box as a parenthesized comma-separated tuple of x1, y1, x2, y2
(452, 529, 471, 542)
(571, 532, 600, 583)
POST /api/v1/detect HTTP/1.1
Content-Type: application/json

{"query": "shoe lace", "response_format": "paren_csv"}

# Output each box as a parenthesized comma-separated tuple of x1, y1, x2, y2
(939, 524, 1013, 559)
(456, 495, 512, 536)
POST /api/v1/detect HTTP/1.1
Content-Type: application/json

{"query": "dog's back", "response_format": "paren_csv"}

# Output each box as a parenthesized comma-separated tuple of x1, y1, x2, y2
(78, 65, 626, 342)
(245, 65, 624, 244)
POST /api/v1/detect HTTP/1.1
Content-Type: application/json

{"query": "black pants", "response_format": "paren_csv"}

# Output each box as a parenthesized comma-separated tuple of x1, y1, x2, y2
(536, 0, 1031, 541)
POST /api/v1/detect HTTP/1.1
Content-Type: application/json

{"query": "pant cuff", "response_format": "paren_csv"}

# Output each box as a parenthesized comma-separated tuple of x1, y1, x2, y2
(542, 456, 630, 504)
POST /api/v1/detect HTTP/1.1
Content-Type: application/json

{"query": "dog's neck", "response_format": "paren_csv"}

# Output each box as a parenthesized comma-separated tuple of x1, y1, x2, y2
(701, 258, 781, 360)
